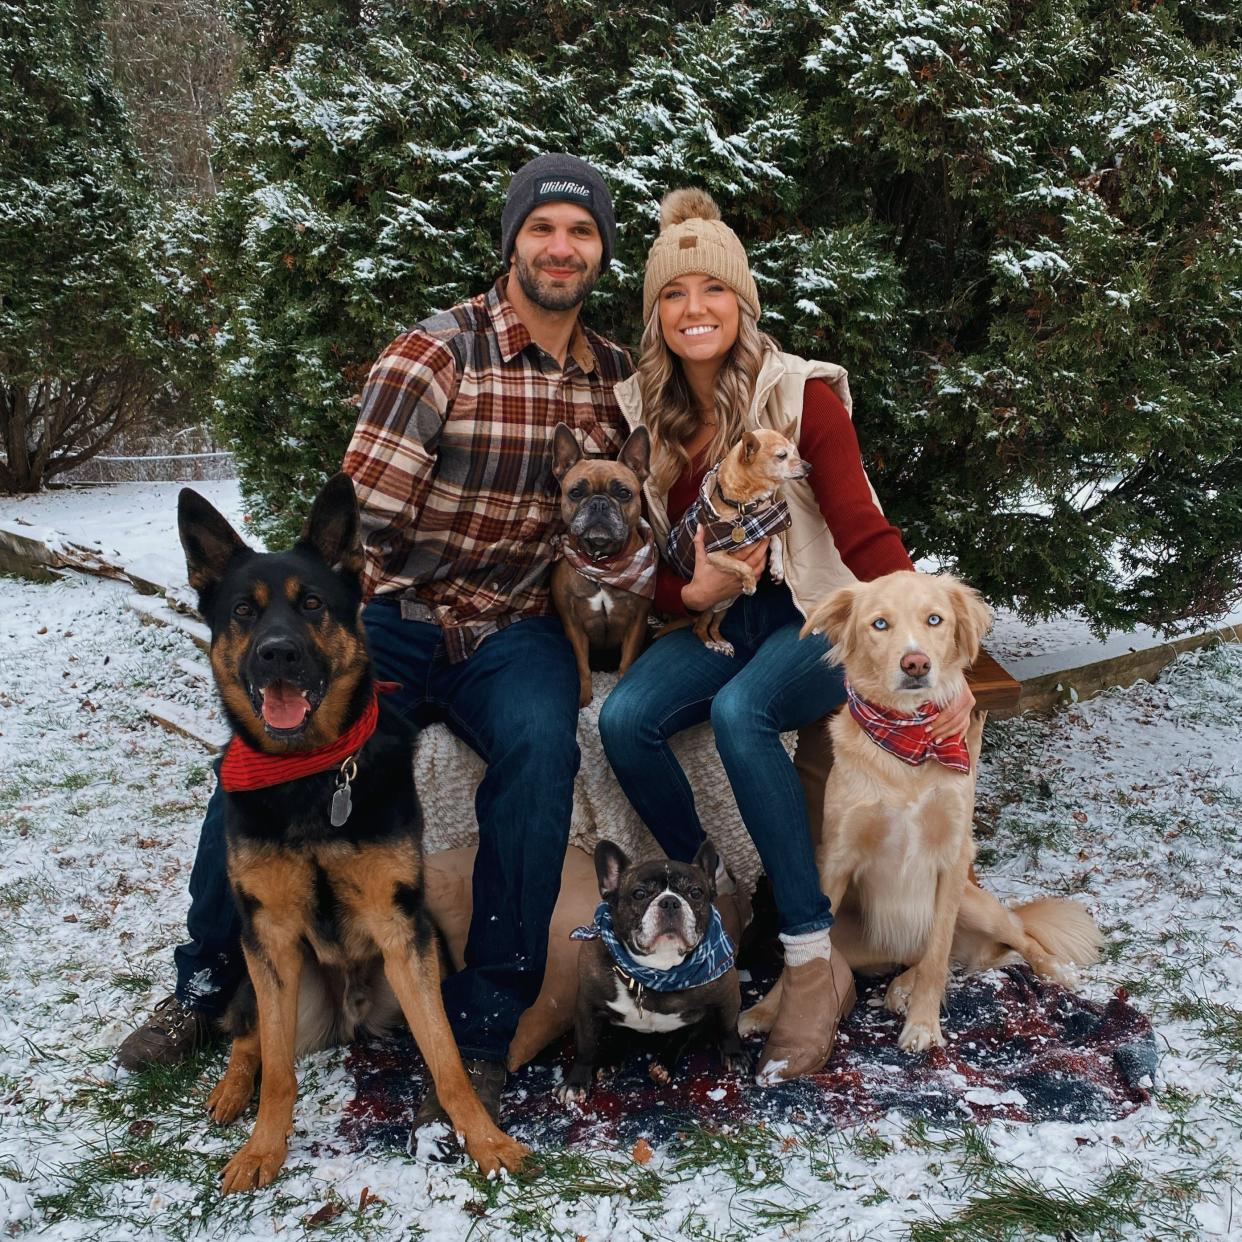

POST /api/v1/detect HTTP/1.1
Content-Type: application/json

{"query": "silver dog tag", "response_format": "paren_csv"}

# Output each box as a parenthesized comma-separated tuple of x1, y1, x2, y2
(330, 782, 352, 828)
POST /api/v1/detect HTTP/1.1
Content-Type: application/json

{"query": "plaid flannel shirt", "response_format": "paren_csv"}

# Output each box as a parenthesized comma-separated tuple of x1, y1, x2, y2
(343, 278, 632, 662)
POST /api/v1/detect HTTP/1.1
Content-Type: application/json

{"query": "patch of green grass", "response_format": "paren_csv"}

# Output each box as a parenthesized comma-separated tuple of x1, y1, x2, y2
(457, 1145, 666, 1239)
(185, 764, 211, 789)
(907, 1162, 1172, 1242)
(1168, 993, 1242, 1067)
(0, 875, 56, 912)
(110, 970, 154, 995)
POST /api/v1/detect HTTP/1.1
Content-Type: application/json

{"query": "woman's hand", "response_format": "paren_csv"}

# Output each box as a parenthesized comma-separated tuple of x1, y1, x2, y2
(681, 525, 769, 613)
(930, 682, 976, 741)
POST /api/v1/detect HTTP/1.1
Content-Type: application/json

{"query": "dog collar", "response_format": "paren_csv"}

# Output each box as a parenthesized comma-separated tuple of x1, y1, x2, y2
(570, 901, 736, 999)
(219, 687, 388, 798)
(845, 681, 970, 773)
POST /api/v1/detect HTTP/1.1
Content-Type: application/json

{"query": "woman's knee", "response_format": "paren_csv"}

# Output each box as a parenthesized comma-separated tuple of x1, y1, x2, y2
(598, 679, 657, 758)
(711, 680, 775, 752)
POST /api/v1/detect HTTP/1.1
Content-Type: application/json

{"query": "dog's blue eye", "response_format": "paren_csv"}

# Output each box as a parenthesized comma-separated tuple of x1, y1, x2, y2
(928, 614, 942, 626)
(872, 618, 888, 630)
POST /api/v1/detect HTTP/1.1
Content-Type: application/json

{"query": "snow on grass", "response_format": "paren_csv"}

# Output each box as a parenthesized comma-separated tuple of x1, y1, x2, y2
(1, 567, 1240, 1239)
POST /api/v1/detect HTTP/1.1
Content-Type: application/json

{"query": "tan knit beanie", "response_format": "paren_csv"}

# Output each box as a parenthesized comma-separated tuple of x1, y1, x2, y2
(641, 188, 760, 324)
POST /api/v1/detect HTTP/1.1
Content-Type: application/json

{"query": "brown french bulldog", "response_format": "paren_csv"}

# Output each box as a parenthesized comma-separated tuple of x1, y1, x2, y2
(556, 839, 750, 1106)
(550, 422, 654, 708)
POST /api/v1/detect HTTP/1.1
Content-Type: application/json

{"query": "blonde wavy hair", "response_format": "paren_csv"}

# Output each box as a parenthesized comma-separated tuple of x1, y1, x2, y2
(638, 303, 780, 495)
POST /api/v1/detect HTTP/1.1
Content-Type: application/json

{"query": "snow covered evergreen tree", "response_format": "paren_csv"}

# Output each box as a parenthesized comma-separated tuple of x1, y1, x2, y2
(0, 0, 196, 492)
(208, 0, 1241, 629)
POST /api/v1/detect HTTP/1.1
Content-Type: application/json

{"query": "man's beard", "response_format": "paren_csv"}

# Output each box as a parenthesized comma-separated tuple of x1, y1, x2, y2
(513, 253, 599, 311)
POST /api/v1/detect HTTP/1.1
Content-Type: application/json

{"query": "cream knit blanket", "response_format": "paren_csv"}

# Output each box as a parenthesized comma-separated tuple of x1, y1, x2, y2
(415, 671, 795, 892)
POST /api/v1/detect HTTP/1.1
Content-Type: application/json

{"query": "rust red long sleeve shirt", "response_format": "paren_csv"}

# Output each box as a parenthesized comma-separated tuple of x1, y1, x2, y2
(654, 377, 913, 617)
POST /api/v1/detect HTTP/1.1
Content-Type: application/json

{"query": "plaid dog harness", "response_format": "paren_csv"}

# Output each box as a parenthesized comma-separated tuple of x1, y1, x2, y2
(665, 464, 791, 579)
(845, 681, 971, 773)
(558, 519, 658, 600)
(571, 901, 736, 1002)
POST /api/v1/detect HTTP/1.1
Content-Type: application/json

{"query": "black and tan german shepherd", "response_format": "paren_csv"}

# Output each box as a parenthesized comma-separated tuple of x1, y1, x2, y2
(177, 474, 528, 1194)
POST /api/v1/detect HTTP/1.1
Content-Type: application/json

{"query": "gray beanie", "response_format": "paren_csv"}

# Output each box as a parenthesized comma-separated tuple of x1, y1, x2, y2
(501, 154, 617, 270)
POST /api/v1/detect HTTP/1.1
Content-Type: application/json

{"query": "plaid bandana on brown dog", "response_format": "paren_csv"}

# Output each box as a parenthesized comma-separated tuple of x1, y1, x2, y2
(665, 465, 792, 580)
(559, 519, 658, 600)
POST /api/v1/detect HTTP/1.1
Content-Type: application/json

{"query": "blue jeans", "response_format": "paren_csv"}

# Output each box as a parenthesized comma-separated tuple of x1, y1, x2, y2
(174, 600, 581, 1063)
(598, 579, 845, 936)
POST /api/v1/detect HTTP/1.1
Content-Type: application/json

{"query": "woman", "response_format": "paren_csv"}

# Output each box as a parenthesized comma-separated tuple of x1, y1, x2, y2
(599, 189, 975, 1082)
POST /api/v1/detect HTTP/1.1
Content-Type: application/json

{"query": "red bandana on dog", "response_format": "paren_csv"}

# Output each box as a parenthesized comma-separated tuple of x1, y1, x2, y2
(845, 681, 970, 774)
(559, 519, 658, 600)
(220, 689, 385, 792)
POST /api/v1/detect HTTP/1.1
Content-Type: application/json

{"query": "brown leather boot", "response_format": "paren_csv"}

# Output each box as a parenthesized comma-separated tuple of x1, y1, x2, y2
(116, 995, 214, 1071)
(755, 952, 856, 1084)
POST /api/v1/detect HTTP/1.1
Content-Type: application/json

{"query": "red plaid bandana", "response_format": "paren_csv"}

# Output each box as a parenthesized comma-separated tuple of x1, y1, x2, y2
(558, 519, 658, 600)
(845, 681, 970, 774)
(665, 464, 791, 579)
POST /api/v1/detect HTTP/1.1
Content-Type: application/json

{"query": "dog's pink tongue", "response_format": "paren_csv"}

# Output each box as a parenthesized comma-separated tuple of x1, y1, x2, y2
(261, 682, 310, 729)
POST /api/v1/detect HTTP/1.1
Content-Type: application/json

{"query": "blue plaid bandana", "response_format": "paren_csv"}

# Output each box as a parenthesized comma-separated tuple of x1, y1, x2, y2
(570, 900, 736, 992)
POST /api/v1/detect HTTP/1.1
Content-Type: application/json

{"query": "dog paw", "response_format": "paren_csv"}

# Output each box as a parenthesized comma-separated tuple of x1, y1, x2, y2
(722, 1049, 754, 1078)
(555, 1081, 590, 1107)
(884, 978, 913, 1015)
(897, 1019, 945, 1053)
(219, 1140, 287, 1195)
(207, 1074, 254, 1125)
(738, 1006, 775, 1038)
(466, 1131, 529, 1176)
(705, 639, 736, 657)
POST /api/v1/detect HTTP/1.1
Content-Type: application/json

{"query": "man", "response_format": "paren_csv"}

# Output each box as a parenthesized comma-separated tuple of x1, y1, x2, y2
(118, 154, 632, 1138)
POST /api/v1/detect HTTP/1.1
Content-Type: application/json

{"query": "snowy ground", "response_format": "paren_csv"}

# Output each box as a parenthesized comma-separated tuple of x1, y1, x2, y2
(1, 489, 1241, 1240)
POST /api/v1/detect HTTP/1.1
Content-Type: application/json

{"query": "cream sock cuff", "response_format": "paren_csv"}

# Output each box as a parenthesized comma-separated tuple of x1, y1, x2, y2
(779, 926, 833, 967)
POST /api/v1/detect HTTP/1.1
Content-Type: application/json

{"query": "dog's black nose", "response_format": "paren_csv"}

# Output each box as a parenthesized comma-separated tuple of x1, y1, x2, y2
(657, 895, 680, 913)
(256, 635, 302, 668)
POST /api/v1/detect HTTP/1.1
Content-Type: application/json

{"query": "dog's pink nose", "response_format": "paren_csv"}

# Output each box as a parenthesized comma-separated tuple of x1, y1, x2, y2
(901, 651, 931, 678)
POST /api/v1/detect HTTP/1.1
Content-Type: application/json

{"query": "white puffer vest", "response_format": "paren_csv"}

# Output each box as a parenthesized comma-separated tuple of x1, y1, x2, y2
(614, 350, 886, 617)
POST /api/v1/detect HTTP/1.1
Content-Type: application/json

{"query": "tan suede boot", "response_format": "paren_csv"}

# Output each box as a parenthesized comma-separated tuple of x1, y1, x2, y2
(755, 952, 856, 1084)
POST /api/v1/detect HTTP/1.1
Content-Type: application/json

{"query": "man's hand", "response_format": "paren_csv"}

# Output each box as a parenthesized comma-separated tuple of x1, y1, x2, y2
(681, 525, 769, 613)
(930, 682, 975, 741)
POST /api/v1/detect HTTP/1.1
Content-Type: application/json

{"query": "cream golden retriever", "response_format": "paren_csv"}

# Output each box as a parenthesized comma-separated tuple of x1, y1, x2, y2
(741, 571, 1101, 1052)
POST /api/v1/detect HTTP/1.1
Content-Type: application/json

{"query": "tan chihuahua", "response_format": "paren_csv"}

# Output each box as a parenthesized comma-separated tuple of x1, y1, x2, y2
(665, 424, 810, 656)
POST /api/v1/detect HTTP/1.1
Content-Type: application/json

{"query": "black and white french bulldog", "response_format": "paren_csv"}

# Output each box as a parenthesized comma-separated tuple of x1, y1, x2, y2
(556, 839, 749, 1105)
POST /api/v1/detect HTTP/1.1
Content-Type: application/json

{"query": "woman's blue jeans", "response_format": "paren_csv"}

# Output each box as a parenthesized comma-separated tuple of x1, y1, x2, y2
(599, 578, 845, 936)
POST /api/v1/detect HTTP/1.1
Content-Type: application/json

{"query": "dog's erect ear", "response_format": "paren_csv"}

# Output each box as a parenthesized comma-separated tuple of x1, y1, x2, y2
(741, 431, 760, 463)
(776, 417, 799, 443)
(692, 839, 720, 900)
(800, 585, 858, 666)
(594, 840, 630, 900)
(618, 425, 650, 484)
(552, 422, 583, 482)
(178, 488, 249, 598)
(301, 473, 363, 578)
(947, 578, 993, 665)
